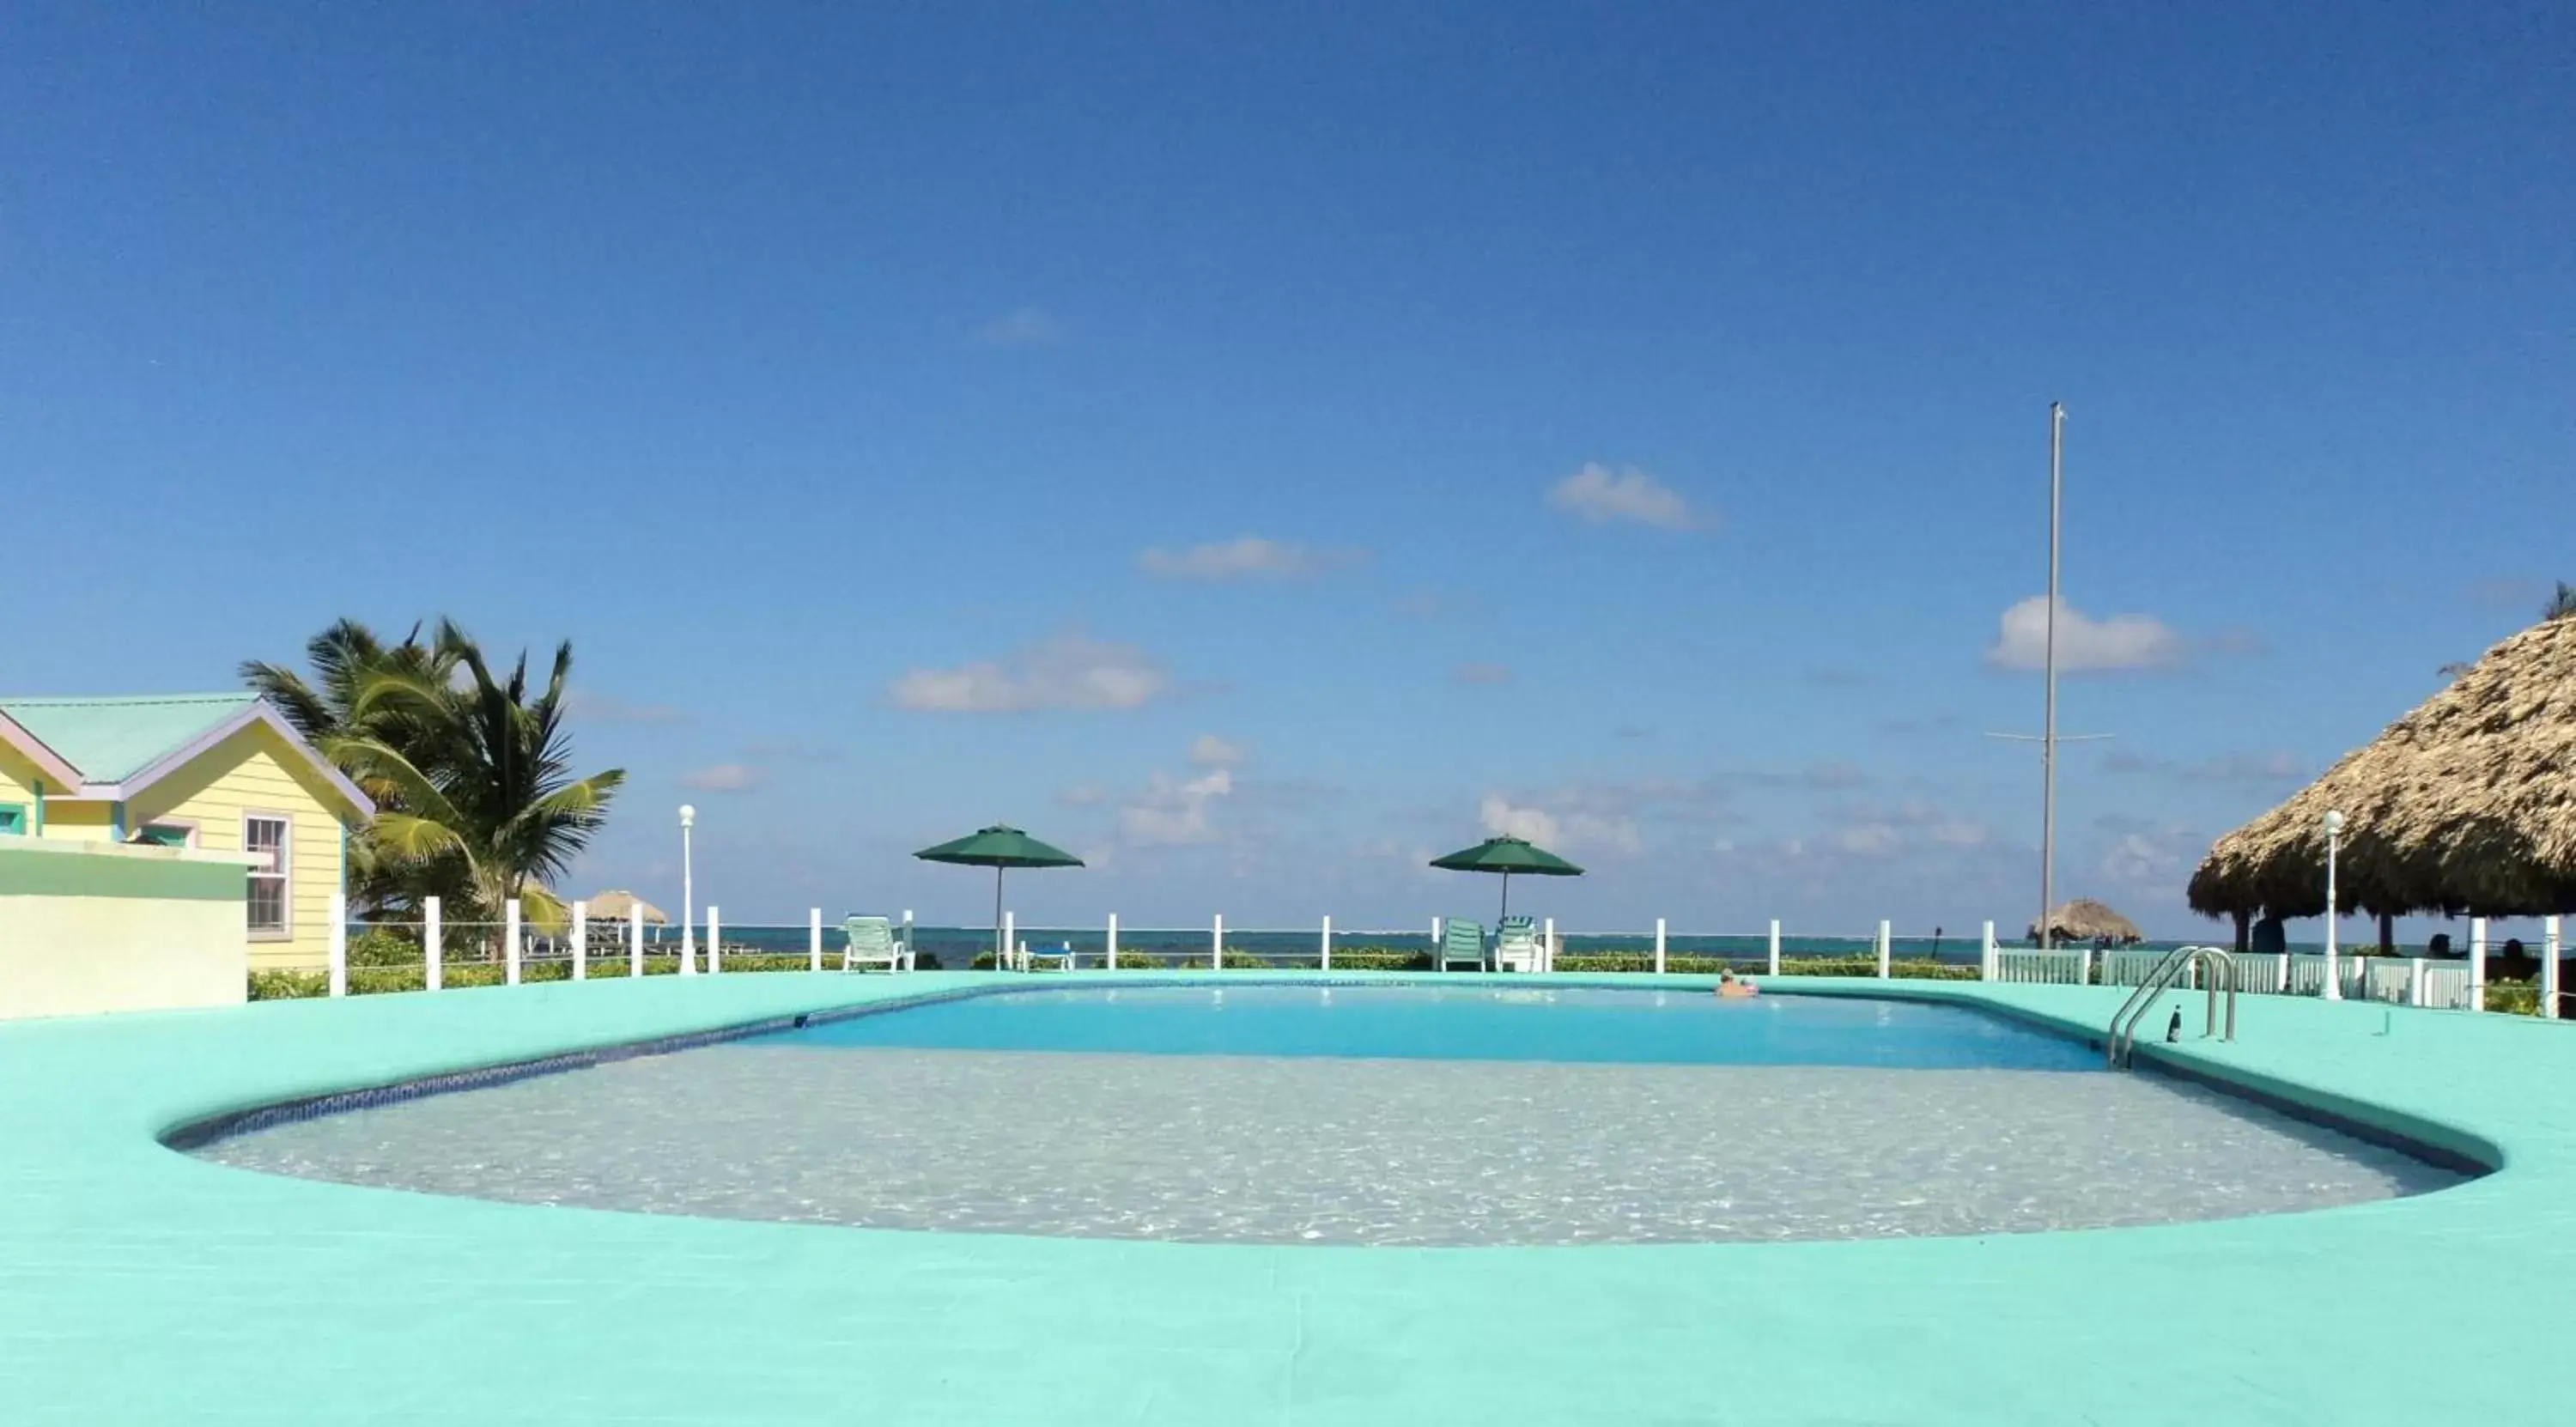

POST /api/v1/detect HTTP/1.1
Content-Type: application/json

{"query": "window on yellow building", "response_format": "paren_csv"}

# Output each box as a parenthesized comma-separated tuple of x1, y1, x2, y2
(245, 814, 289, 935)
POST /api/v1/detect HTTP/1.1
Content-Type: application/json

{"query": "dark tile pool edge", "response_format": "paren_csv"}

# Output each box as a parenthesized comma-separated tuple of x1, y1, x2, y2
(1755, 977, 2502, 1176)
(2129, 1044, 2499, 1176)
(158, 976, 1414, 1150)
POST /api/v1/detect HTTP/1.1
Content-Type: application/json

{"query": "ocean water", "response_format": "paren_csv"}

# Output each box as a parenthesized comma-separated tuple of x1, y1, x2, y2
(196, 987, 2462, 1245)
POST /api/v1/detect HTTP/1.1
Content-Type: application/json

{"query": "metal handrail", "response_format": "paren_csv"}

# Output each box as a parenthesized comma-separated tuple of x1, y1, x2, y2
(2107, 945, 2239, 1068)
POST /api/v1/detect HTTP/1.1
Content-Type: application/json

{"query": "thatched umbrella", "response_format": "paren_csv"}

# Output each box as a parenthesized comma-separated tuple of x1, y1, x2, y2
(2187, 613, 2576, 938)
(2028, 898, 2142, 945)
(587, 890, 669, 925)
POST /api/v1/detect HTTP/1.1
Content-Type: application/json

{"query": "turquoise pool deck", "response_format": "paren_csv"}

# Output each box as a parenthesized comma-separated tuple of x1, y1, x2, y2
(4, 972, 2571, 1425)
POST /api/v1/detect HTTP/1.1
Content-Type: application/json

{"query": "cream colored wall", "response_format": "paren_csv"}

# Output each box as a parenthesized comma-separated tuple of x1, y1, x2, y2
(0, 841, 250, 1020)
(127, 722, 352, 971)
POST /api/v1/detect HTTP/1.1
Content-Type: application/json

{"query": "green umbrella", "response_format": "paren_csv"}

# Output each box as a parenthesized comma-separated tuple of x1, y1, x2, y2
(1430, 835, 1584, 921)
(914, 824, 1086, 960)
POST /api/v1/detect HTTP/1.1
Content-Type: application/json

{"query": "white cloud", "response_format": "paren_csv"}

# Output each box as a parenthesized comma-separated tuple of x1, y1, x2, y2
(1121, 768, 1235, 847)
(1479, 794, 1563, 847)
(1821, 800, 1991, 856)
(890, 632, 1170, 714)
(1546, 462, 1706, 531)
(680, 762, 764, 792)
(1136, 537, 1360, 581)
(1985, 596, 2188, 672)
(1188, 734, 1246, 768)
(1832, 823, 1899, 855)
(1478, 792, 1643, 856)
(972, 307, 1063, 348)
(1450, 662, 1515, 686)
(1054, 783, 1109, 807)
(2104, 750, 2304, 785)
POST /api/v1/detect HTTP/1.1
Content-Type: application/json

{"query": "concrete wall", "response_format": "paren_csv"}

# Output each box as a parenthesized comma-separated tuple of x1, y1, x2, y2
(0, 839, 253, 1021)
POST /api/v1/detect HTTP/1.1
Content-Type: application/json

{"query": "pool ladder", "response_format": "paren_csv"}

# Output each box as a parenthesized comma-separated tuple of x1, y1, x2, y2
(2106, 945, 2239, 1069)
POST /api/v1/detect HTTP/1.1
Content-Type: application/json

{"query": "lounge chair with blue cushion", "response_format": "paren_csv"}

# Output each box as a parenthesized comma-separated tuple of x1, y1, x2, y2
(841, 915, 913, 973)
(1492, 916, 1544, 973)
(1437, 918, 1488, 971)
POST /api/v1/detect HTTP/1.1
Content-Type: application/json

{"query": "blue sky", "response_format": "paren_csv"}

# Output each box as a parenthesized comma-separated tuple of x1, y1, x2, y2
(7, 2, 2571, 938)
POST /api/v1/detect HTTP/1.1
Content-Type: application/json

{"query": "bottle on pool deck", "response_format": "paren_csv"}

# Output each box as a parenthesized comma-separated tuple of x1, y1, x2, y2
(2166, 1008, 2183, 1043)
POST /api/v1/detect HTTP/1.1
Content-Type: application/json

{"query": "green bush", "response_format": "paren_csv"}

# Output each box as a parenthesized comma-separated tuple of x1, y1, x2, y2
(248, 969, 328, 1000)
(2484, 979, 2540, 1016)
(346, 928, 420, 968)
(1324, 946, 1431, 971)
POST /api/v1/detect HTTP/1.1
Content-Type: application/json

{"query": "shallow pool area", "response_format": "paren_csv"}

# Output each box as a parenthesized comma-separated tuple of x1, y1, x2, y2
(192, 985, 2459, 1245)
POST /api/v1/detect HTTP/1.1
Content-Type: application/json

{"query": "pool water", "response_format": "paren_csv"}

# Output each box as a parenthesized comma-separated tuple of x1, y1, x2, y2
(766, 984, 2105, 1069)
(195, 985, 2464, 1246)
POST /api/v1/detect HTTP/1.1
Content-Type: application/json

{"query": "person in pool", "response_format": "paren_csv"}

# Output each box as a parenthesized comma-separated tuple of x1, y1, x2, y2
(1715, 969, 1759, 999)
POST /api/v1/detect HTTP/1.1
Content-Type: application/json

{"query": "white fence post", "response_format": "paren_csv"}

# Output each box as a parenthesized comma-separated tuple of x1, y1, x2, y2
(1767, 920, 1782, 977)
(2407, 956, 2426, 1007)
(902, 909, 914, 969)
(1107, 912, 1119, 969)
(809, 908, 823, 973)
(1432, 916, 1443, 955)
(2079, 946, 2095, 986)
(1003, 910, 1016, 971)
(2545, 916, 2563, 1020)
(1876, 920, 1892, 979)
(570, 900, 587, 981)
(327, 891, 349, 998)
(1212, 913, 1224, 970)
(627, 904, 644, 977)
(1542, 917, 1556, 973)
(1980, 920, 1996, 981)
(707, 906, 721, 974)
(1653, 918, 1668, 975)
(2470, 917, 2488, 1011)
(424, 896, 442, 992)
(504, 898, 522, 986)
(1320, 914, 1332, 971)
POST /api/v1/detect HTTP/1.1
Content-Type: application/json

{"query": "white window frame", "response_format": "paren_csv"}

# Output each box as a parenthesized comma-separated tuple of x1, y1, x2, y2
(243, 811, 293, 940)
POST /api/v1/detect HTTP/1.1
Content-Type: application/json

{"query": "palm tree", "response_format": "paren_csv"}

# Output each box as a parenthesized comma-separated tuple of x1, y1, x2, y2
(333, 620, 623, 930)
(240, 621, 459, 913)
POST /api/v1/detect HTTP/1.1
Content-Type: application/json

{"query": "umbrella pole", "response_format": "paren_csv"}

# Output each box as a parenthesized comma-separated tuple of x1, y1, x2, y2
(1499, 870, 1510, 923)
(994, 865, 1006, 966)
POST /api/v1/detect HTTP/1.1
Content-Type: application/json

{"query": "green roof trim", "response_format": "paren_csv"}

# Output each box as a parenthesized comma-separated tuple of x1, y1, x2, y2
(0, 694, 258, 785)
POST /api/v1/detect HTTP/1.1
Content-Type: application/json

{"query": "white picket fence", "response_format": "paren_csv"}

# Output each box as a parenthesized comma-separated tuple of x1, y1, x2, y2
(316, 896, 2547, 1019)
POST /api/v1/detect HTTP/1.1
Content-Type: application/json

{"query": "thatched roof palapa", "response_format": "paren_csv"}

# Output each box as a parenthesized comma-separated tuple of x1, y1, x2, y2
(2188, 614, 2576, 921)
(586, 889, 669, 925)
(2029, 898, 2142, 944)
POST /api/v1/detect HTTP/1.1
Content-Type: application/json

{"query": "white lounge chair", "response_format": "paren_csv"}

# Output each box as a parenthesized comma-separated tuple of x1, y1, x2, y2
(841, 915, 913, 973)
(1493, 916, 1544, 973)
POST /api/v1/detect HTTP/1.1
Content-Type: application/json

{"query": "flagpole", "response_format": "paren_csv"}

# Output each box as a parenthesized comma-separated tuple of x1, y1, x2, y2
(2041, 402, 2063, 951)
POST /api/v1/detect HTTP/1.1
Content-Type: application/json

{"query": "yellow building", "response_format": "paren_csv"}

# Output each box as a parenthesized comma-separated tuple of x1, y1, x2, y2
(0, 695, 373, 971)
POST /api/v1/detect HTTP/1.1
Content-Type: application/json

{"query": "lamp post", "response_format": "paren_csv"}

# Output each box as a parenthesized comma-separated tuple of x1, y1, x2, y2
(679, 804, 697, 977)
(2322, 810, 2345, 1001)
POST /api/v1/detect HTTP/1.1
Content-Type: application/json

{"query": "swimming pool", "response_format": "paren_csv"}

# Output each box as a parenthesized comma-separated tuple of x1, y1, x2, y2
(194, 984, 2458, 1245)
